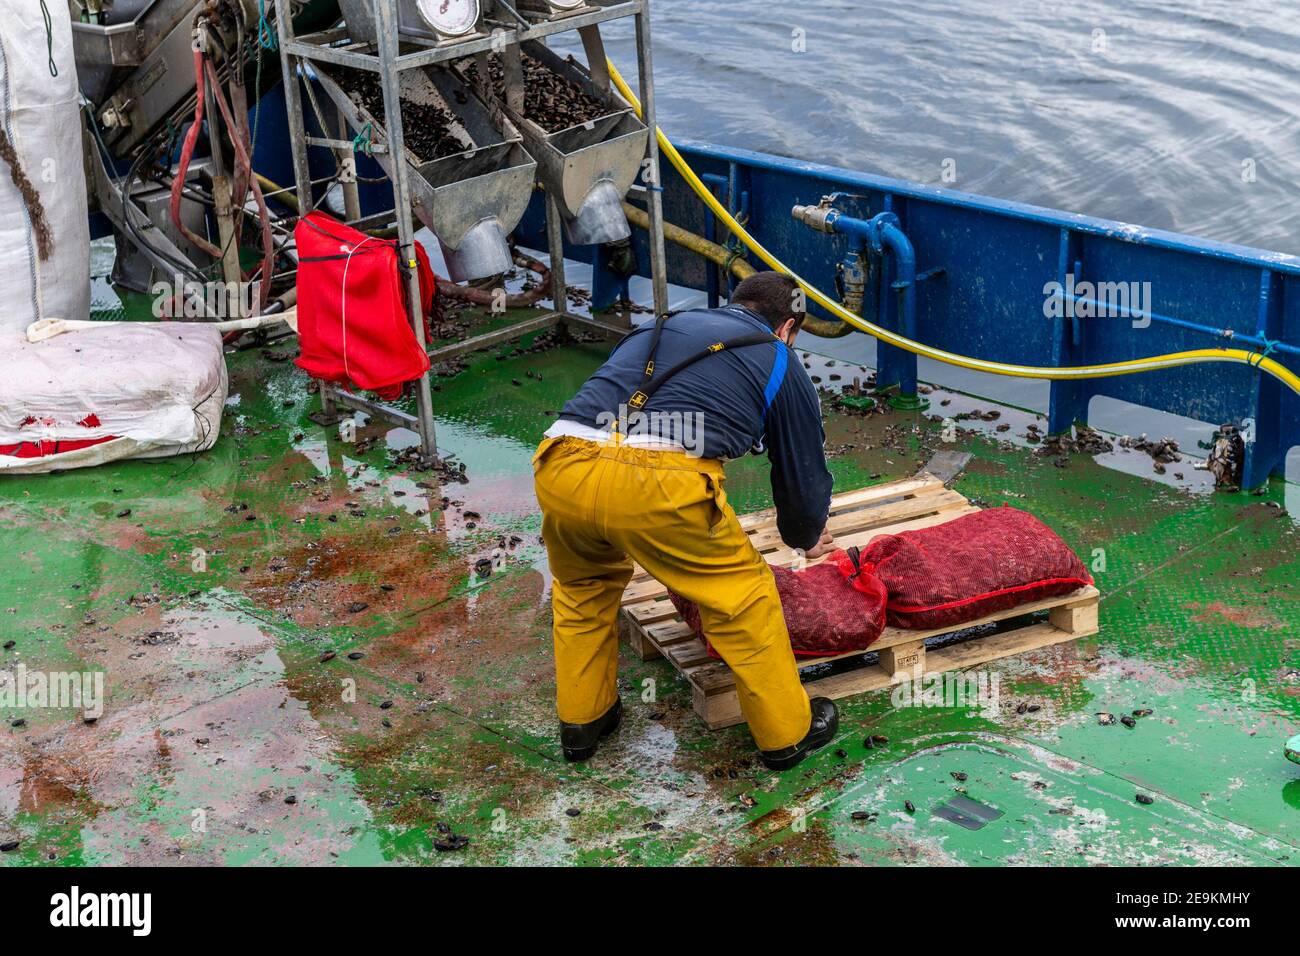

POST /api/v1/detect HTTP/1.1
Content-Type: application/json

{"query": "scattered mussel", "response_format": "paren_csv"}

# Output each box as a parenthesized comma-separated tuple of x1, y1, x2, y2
(468, 53, 609, 132)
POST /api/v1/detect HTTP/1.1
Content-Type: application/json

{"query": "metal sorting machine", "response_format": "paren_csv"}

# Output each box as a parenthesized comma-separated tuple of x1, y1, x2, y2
(74, 0, 229, 154)
(275, 0, 671, 457)
(326, 1, 649, 267)
(311, 62, 537, 282)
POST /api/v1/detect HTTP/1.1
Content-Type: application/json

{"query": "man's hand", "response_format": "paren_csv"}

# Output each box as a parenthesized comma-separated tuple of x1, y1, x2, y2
(805, 526, 835, 559)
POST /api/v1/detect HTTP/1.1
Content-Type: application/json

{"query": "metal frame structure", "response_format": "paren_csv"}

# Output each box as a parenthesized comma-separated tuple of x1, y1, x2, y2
(272, 0, 669, 458)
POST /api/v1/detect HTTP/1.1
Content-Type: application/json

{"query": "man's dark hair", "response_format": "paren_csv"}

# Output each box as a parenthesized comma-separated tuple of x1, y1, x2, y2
(730, 271, 803, 332)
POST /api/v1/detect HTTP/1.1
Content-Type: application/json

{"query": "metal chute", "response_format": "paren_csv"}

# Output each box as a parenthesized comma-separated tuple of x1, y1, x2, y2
(474, 39, 648, 245)
(313, 63, 536, 282)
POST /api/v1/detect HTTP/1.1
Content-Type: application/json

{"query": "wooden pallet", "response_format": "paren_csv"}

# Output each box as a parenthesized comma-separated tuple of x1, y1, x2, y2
(618, 474, 1100, 730)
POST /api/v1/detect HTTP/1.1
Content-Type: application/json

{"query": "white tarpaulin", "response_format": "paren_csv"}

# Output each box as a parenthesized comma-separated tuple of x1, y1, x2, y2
(0, 323, 227, 473)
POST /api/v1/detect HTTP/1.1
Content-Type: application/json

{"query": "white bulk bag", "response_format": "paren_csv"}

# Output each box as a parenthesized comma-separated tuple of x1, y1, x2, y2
(0, 0, 90, 337)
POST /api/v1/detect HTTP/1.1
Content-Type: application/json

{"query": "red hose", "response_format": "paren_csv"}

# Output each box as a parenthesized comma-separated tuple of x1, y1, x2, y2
(435, 253, 553, 308)
(205, 59, 274, 311)
(170, 48, 223, 260)
(435, 274, 551, 309)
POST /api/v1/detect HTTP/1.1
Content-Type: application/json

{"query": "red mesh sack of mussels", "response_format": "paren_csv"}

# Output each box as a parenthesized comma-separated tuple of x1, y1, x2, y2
(861, 505, 1092, 630)
(667, 549, 887, 658)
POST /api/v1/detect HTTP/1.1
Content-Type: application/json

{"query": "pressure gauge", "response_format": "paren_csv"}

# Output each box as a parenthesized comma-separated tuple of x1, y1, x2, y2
(415, 0, 481, 37)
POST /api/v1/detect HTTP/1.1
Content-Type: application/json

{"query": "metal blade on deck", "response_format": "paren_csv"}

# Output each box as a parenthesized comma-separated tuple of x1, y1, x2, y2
(917, 450, 972, 486)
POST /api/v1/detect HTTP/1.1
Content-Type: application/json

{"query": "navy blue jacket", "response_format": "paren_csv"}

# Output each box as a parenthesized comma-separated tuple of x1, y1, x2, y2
(558, 305, 833, 551)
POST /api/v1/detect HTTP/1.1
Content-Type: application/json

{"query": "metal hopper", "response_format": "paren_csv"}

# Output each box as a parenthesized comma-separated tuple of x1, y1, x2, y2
(481, 40, 649, 246)
(313, 64, 537, 282)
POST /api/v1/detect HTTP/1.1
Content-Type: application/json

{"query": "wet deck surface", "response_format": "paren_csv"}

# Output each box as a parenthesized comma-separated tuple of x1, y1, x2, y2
(1, 305, 1298, 866)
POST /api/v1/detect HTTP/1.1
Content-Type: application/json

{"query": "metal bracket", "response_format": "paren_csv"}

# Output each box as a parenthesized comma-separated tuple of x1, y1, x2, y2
(305, 135, 388, 154)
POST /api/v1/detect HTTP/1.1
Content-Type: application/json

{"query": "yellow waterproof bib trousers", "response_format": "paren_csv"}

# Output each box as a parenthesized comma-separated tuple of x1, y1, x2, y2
(533, 435, 813, 751)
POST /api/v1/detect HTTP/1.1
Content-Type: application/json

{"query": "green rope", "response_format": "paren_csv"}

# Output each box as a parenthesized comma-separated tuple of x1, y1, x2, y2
(1249, 337, 1279, 368)
(352, 121, 374, 155)
(39, 0, 57, 77)
(720, 244, 745, 275)
(250, 36, 265, 161)
(719, 212, 750, 278)
(257, 0, 278, 51)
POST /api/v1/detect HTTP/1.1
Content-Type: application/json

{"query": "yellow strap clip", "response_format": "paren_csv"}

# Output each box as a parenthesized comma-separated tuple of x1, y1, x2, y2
(628, 390, 648, 408)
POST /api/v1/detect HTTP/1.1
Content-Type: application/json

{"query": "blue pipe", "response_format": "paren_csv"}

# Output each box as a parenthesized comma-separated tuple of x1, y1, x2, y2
(703, 212, 719, 308)
(1059, 294, 1300, 357)
(700, 174, 726, 308)
(823, 211, 920, 397)
(702, 170, 747, 298)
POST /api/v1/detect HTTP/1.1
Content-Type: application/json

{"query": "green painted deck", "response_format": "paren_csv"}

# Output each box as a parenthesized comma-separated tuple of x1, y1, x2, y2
(1, 292, 1298, 866)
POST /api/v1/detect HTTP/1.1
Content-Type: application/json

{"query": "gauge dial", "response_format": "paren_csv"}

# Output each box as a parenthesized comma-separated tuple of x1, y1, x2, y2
(415, 0, 481, 37)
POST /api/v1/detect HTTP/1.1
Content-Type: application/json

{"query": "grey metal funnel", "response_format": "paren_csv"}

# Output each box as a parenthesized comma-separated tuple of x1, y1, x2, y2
(440, 219, 514, 284)
(564, 180, 632, 246)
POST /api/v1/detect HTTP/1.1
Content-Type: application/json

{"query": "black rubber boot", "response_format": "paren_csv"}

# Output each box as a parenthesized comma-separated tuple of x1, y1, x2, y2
(759, 697, 839, 771)
(560, 698, 623, 762)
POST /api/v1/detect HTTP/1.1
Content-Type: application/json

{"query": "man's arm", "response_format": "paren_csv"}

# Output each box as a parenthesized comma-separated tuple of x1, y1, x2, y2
(764, 348, 833, 552)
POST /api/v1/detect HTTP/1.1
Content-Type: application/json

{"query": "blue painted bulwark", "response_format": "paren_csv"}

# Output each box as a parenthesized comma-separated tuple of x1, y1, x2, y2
(633, 138, 1299, 484)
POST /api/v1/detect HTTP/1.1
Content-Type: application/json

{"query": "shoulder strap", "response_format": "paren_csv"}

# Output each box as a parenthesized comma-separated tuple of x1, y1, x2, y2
(627, 332, 777, 409)
(634, 310, 680, 383)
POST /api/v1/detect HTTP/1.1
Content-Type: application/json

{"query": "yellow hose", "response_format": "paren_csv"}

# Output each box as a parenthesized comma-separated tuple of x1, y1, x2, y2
(607, 61, 1300, 396)
(623, 200, 754, 280)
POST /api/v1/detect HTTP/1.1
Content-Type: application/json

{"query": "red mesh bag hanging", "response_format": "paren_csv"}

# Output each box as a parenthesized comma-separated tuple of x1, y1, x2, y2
(294, 212, 434, 400)
(668, 549, 888, 658)
(860, 505, 1092, 630)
